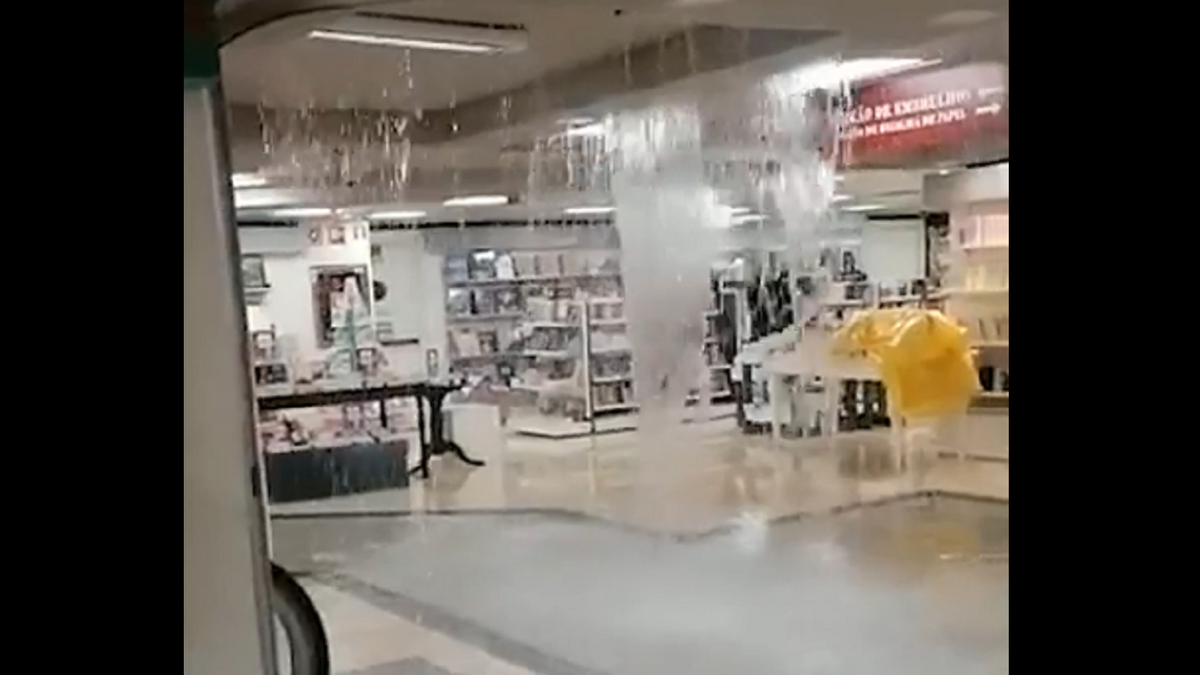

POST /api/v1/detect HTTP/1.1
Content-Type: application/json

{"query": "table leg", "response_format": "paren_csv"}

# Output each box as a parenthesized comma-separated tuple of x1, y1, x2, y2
(429, 393, 485, 467)
(409, 394, 431, 479)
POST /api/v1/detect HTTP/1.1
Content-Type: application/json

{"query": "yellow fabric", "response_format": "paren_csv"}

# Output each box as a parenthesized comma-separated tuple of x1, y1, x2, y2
(831, 309, 978, 419)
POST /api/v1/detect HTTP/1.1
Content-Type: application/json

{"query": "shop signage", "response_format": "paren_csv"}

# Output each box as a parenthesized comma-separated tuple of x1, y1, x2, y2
(839, 63, 1008, 168)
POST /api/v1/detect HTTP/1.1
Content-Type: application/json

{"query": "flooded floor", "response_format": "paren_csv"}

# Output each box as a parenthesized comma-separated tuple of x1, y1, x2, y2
(275, 497, 1008, 675)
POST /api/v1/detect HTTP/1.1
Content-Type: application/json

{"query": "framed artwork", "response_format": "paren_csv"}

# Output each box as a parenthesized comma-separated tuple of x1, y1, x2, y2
(241, 254, 267, 289)
(307, 226, 322, 244)
(311, 265, 371, 348)
(328, 225, 346, 244)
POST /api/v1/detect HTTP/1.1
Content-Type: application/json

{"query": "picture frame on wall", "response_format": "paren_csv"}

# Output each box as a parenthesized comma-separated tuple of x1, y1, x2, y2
(241, 254, 267, 289)
(328, 225, 346, 245)
(311, 265, 371, 348)
(308, 226, 322, 244)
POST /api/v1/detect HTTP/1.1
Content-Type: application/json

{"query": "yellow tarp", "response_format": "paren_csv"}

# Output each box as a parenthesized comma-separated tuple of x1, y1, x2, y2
(831, 309, 979, 419)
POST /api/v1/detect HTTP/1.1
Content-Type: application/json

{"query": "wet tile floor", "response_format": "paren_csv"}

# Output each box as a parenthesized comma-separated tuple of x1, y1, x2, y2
(273, 419, 1009, 674)
(280, 497, 1008, 675)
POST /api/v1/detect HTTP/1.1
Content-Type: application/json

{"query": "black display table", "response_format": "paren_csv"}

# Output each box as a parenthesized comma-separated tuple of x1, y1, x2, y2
(256, 381, 485, 487)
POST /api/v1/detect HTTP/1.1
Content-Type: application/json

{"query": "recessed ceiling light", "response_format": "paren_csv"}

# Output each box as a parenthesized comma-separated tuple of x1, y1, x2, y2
(368, 210, 426, 220)
(564, 206, 615, 215)
(443, 194, 510, 207)
(232, 173, 268, 189)
(841, 204, 884, 212)
(937, 169, 953, 176)
(270, 207, 333, 218)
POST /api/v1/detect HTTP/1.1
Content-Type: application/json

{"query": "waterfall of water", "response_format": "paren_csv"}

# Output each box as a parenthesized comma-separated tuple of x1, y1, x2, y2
(608, 105, 724, 471)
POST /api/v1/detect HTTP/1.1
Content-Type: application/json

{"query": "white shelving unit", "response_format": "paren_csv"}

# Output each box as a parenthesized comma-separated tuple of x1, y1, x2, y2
(443, 247, 622, 379)
(510, 295, 737, 439)
(925, 164, 1010, 408)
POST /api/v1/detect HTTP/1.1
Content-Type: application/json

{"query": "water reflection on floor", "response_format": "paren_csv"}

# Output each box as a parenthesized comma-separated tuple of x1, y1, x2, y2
(274, 497, 1008, 675)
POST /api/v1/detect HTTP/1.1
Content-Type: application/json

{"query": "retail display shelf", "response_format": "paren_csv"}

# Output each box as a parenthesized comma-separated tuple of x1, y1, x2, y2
(592, 375, 632, 384)
(594, 402, 638, 413)
(879, 295, 925, 305)
(446, 272, 621, 287)
(590, 346, 631, 355)
(526, 349, 574, 359)
(451, 352, 518, 362)
(511, 381, 571, 394)
(939, 198, 1009, 411)
(447, 312, 525, 323)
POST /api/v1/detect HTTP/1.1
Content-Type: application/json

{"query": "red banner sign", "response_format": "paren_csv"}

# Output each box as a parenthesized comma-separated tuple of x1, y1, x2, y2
(839, 63, 1008, 168)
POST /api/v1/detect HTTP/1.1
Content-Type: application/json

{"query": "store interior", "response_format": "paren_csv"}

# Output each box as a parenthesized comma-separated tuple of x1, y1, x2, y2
(211, 2, 1009, 673)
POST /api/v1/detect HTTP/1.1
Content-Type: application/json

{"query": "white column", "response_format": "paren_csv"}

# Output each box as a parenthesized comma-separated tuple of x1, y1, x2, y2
(183, 84, 277, 675)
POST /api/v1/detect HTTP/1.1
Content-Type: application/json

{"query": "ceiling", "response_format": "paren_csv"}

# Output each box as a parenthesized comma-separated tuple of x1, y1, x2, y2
(221, 1, 687, 109)
(216, 0, 1008, 220)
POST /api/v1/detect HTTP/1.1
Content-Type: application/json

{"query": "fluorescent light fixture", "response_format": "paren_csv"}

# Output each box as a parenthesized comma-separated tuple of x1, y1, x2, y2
(232, 173, 269, 189)
(565, 206, 615, 215)
(729, 206, 752, 215)
(309, 29, 497, 53)
(732, 213, 768, 225)
(270, 207, 333, 218)
(841, 204, 884, 212)
(368, 210, 426, 220)
(309, 14, 528, 54)
(443, 194, 510, 207)
(831, 194, 852, 202)
(563, 122, 605, 138)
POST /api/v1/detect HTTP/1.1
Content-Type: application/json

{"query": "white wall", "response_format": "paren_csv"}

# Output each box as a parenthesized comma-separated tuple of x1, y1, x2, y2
(239, 228, 317, 358)
(371, 229, 446, 379)
(238, 225, 374, 368)
(860, 219, 925, 283)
